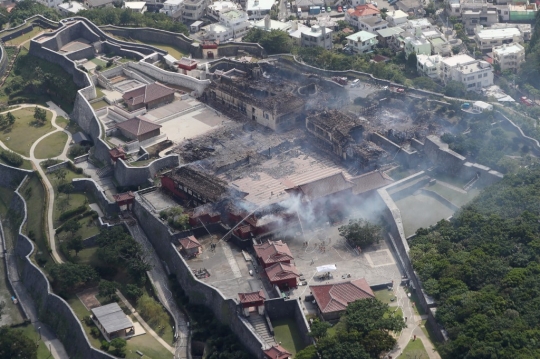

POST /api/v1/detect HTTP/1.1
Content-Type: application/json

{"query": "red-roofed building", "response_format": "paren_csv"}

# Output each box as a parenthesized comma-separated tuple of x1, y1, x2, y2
(254, 240, 294, 268)
(122, 82, 175, 111)
(113, 192, 135, 210)
(265, 262, 299, 290)
(238, 290, 265, 316)
(263, 344, 292, 359)
(109, 147, 126, 162)
(345, 4, 381, 28)
(310, 278, 375, 321)
(176, 57, 198, 74)
(116, 117, 162, 142)
(179, 236, 202, 256)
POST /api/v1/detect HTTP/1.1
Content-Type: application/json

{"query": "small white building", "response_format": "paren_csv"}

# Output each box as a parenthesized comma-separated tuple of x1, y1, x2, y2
(182, 0, 210, 21)
(300, 25, 333, 50)
(346, 30, 378, 53)
(404, 36, 431, 59)
(441, 54, 494, 90)
(253, 15, 293, 32)
(201, 9, 250, 41)
(386, 10, 408, 27)
(160, 0, 184, 17)
(492, 43, 525, 72)
(358, 16, 388, 33)
(124, 1, 147, 13)
(473, 101, 493, 112)
(58, 1, 87, 15)
(246, 0, 274, 19)
(417, 54, 443, 79)
(474, 26, 523, 51)
(207, 1, 238, 20)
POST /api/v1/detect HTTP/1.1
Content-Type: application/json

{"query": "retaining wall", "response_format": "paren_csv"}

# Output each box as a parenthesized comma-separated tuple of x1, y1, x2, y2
(46, 160, 70, 173)
(265, 297, 313, 347)
(0, 163, 33, 188)
(131, 197, 266, 357)
(113, 155, 180, 188)
(72, 178, 119, 216)
(0, 43, 9, 79)
(9, 176, 116, 359)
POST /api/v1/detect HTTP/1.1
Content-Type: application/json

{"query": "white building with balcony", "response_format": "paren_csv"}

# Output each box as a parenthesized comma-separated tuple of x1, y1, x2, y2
(386, 10, 408, 27)
(207, 1, 238, 20)
(346, 30, 378, 53)
(404, 36, 431, 59)
(300, 25, 333, 50)
(182, 0, 209, 21)
(201, 9, 250, 41)
(474, 26, 524, 51)
(492, 43, 525, 72)
(417, 54, 443, 79)
(246, 0, 274, 19)
(441, 54, 494, 89)
(160, 0, 184, 17)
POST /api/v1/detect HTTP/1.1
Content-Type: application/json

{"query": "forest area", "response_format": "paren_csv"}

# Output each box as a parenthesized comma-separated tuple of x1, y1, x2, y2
(410, 166, 540, 358)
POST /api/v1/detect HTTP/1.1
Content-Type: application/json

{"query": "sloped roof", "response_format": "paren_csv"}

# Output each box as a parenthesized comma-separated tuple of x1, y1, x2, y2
(179, 235, 202, 249)
(288, 172, 354, 201)
(351, 170, 394, 195)
(113, 192, 135, 202)
(253, 240, 294, 265)
(263, 344, 292, 359)
(347, 4, 380, 17)
(310, 278, 375, 314)
(122, 82, 175, 107)
(72, 131, 90, 144)
(116, 117, 162, 137)
(265, 262, 300, 282)
(238, 290, 266, 304)
(91, 303, 133, 334)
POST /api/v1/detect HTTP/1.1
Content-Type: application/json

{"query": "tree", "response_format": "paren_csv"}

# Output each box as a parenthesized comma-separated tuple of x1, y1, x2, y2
(98, 280, 117, 301)
(125, 284, 143, 300)
(62, 183, 74, 200)
(33, 107, 46, 124)
(0, 301, 4, 321)
(110, 338, 127, 357)
(137, 294, 169, 333)
(49, 262, 99, 292)
(54, 169, 67, 184)
(67, 235, 84, 256)
(243, 29, 292, 55)
(345, 299, 406, 334)
(338, 219, 382, 249)
(309, 319, 332, 339)
(0, 326, 37, 359)
(444, 80, 466, 97)
(63, 219, 81, 236)
(406, 53, 417, 72)
(295, 345, 318, 359)
(412, 77, 438, 91)
(6, 112, 15, 126)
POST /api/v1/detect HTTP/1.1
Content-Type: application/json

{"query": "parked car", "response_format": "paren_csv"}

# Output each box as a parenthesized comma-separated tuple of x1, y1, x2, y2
(343, 5, 347, 11)
(337, 5, 342, 11)
(321, 6, 325, 12)
(327, 6, 331, 11)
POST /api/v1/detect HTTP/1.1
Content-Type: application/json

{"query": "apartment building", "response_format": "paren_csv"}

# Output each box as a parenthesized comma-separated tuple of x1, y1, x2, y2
(358, 17, 388, 32)
(346, 30, 378, 53)
(417, 54, 443, 79)
(202, 9, 250, 41)
(441, 54, 493, 89)
(386, 10, 408, 27)
(207, 1, 238, 20)
(182, 0, 209, 21)
(492, 43, 525, 72)
(246, 0, 274, 19)
(474, 26, 523, 51)
(288, 24, 333, 50)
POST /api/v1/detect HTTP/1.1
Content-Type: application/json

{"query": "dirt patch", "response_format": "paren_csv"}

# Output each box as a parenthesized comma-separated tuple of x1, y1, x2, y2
(77, 287, 101, 310)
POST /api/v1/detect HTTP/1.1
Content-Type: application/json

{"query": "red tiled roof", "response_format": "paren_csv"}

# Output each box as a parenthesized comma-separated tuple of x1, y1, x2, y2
(238, 290, 266, 304)
(122, 82, 175, 107)
(289, 172, 354, 201)
(351, 170, 394, 195)
(347, 4, 380, 17)
(113, 192, 135, 202)
(109, 147, 125, 156)
(254, 240, 294, 265)
(179, 235, 202, 249)
(265, 262, 300, 282)
(176, 57, 198, 69)
(372, 55, 390, 63)
(116, 117, 162, 137)
(310, 279, 375, 314)
(263, 344, 292, 359)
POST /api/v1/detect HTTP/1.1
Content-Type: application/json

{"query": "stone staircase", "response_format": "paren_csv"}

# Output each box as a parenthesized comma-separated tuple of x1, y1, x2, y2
(97, 164, 114, 177)
(247, 313, 276, 346)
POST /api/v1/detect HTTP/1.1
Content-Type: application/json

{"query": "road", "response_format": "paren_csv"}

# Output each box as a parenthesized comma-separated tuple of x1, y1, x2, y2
(127, 220, 190, 359)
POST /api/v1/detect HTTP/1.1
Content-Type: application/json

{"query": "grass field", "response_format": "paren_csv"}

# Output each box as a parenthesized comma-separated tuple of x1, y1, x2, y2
(272, 318, 305, 354)
(374, 289, 396, 304)
(395, 193, 455, 237)
(0, 107, 54, 156)
(0, 186, 13, 218)
(21, 174, 51, 267)
(91, 100, 108, 110)
(90, 57, 107, 67)
(56, 116, 69, 129)
(399, 338, 429, 358)
(0, 155, 34, 170)
(34, 131, 68, 159)
(4, 27, 43, 47)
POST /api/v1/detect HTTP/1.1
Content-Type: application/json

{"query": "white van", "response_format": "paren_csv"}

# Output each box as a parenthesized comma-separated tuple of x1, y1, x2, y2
(297, 8, 302, 16)
(351, 79, 360, 87)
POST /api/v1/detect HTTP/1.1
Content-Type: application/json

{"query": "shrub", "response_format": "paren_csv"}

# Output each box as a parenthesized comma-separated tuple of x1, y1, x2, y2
(83, 315, 93, 326)
(125, 284, 143, 300)
(100, 340, 110, 351)
(90, 327, 100, 338)
(58, 205, 87, 222)
(0, 149, 23, 167)
(68, 144, 87, 159)
(96, 65, 103, 71)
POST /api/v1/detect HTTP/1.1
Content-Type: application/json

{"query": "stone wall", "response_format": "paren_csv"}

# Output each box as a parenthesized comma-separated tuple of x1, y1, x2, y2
(46, 160, 70, 173)
(9, 177, 115, 359)
(496, 110, 540, 156)
(217, 42, 267, 59)
(131, 198, 266, 357)
(0, 163, 33, 188)
(126, 62, 210, 95)
(265, 297, 313, 347)
(72, 178, 119, 216)
(113, 155, 180, 188)
(424, 135, 466, 174)
(0, 43, 8, 80)
(0, 24, 34, 42)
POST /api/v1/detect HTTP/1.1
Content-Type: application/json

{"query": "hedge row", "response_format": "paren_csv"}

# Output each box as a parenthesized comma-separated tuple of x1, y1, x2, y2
(58, 204, 87, 222)
(0, 149, 23, 167)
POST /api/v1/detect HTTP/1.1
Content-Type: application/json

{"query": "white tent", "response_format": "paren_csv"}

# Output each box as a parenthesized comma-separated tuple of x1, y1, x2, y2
(316, 264, 337, 272)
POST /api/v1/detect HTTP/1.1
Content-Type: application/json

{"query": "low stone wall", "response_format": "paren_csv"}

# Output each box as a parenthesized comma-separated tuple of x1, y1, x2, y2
(46, 160, 70, 173)
(0, 163, 33, 188)
(0, 43, 9, 80)
(0, 24, 34, 42)
(113, 155, 180, 188)
(132, 197, 266, 357)
(10, 176, 115, 359)
(72, 178, 119, 216)
(496, 110, 540, 156)
(419, 188, 459, 211)
(265, 297, 313, 347)
(217, 42, 267, 59)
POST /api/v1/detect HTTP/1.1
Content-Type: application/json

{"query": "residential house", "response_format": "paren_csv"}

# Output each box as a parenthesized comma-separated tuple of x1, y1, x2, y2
(509, 2, 538, 22)
(441, 54, 494, 89)
(346, 30, 378, 53)
(124, 1, 146, 13)
(207, 0, 238, 20)
(396, 0, 424, 16)
(116, 117, 162, 142)
(358, 16, 388, 32)
(474, 26, 524, 51)
(386, 9, 408, 27)
(376, 26, 405, 48)
(300, 25, 333, 50)
(246, 0, 274, 19)
(85, 0, 115, 8)
(253, 15, 293, 31)
(159, 0, 183, 18)
(460, 2, 500, 34)
(310, 279, 375, 321)
(404, 35, 431, 59)
(122, 83, 175, 111)
(296, 0, 324, 11)
(344, 4, 380, 29)
(37, 0, 62, 8)
(202, 9, 250, 41)
(492, 43, 525, 72)
(182, 0, 209, 21)
(417, 54, 443, 79)
(490, 23, 531, 41)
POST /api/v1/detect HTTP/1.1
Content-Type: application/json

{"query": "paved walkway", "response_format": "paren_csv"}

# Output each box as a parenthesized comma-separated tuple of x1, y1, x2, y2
(116, 291, 175, 354)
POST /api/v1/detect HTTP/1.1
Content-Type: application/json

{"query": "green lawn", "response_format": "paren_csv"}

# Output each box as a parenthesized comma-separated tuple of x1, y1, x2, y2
(0, 155, 33, 170)
(17, 323, 54, 359)
(90, 57, 107, 67)
(407, 289, 426, 316)
(272, 318, 305, 355)
(34, 131, 68, 159)
(374, 289, 396, 304)
(0, 107, 54, 156)
(91, 100, 108, 110)
(399, 338, 429, 359)
(21, 174, 51, 267)
(95, 86, 105, 98)
(4, 27, 43, 47)
(56, 116, 69, 129)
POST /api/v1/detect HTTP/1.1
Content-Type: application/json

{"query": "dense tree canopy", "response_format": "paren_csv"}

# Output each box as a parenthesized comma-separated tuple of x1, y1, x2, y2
(338, 219, 382, 248)
(0, 326, 37, 359)
(49, 262, 99, 293)
(9, 0, 61, 25)
(242, 28, 292, 55)
(410, 167, 540, 358)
